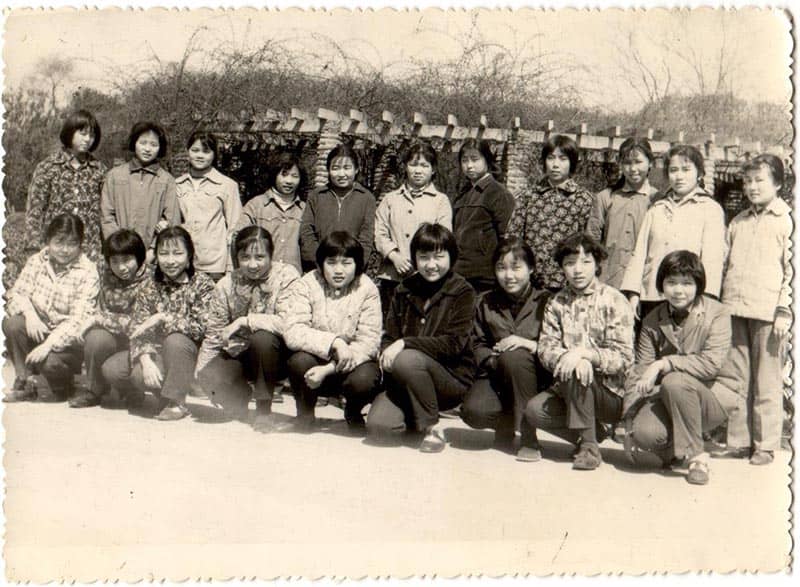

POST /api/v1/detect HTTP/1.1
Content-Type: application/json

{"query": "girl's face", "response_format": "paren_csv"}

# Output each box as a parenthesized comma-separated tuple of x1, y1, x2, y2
(328, 157, 357, 190)
(460, 149, 489, 182)
(495, 252, 533, 297)
(157, 238, 190, 281)
(743, 165, 779, 209)
(238, 241, 272, 281)
(135, 130, 161, 166)
(416, 248, 451, 283)
(406, 155, 434, 189)
(274, 165, 301, 197)
(662, 274, 698, 312)
(545, 148, 571, 184)
(71, 127, 94, 154)
(188, 140, 215, 173)
(562, 246, 597, 292)
(323, 255, 357, 290)
(667, 155, 700, 197)
(47, 234, 82, 266)
(621, 149, 651, 190)
(109, 254, 140, 282)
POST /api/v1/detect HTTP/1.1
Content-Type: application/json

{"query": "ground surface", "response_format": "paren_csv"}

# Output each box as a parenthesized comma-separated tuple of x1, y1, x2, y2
(2, 364, 792, 581)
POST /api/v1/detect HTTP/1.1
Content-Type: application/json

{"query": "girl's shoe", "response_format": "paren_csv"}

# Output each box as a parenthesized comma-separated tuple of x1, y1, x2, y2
(419, 428, 447, 453)
(515, 446, 542, 462)
(155, 402, 190, 421)
(686, 459, 710, 485)
(68, 390, 102, 408)
(749, 450, 774, 466)
(710, 446, 750, 459)
(572, 443, 602, 470)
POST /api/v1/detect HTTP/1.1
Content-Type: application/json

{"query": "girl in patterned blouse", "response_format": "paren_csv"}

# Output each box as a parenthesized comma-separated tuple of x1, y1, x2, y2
(68, 229, 150, 408)
(195, 226, 300, 432)
(101, 226, 216, 421)
(25, 110, 108, 264)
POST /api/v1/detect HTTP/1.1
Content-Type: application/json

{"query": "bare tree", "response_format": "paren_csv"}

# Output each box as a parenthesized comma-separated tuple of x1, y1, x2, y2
(34, 55, 75, 111)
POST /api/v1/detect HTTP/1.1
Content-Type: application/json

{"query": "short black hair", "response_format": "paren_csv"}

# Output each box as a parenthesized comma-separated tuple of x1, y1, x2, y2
(492, 235, 536, 273)
(315, 231, 365, 277)
(458, 138, 501, 180)
(553, 232, 607, 275)
(611, 137, 655, 190)
(154, 226, 196, 282)
(655, 250, 706, 296)
(59, 109, 101, 152)
(186, 131, 218, 162)
(542, 135, 579, 176)
(401, 141, 438, 173)
(45, 213, 84, 245)
(742, 153, 784, 188)
(102, 229, 146, 267)
(267, 151, 308, 197)
(128, 121, 169, 160)
(409, 223, 459, 269)
(666, 144, 706, 189)
(325, 144, 359, 171)
(232, 226, 274, 269)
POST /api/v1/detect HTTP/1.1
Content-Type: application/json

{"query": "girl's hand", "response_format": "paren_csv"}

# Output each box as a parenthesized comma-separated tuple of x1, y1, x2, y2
(380, 339, 405, 372)
(131, 313, 166, 338)
(634, 361, 664, 396)
(574, 358, 594, 386)
(553, 348, 586, 381)
(24, 312, 50, 343)
(773, 313, 791, 340)
(331, 338, 358, 373)
(221, 317, 246, 342)
(628, 294, 641, 321)
(494, 335, 536, 354)
(140, 355, 163, 389)
(389, 251, 414, 277)
(145, 248, 156, 266)
(25, 342, 52, 366)
(304, 364, 334, 390)
(153, 219, 169, 235)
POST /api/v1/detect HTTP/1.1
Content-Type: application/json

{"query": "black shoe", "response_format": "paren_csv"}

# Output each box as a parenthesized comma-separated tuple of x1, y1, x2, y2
(3, 387, 37, 403)
(69, 391, 102, 408)
(125, 389, 146, 409)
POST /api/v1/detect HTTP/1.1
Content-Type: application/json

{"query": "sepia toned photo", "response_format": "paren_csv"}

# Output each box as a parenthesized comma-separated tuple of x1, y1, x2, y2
(0, 3, 795, 581)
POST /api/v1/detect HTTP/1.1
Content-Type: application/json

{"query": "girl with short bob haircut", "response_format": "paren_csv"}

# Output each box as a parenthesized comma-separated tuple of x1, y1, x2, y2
(625, 251, 732, 486)
(175, 130, 243, 281)
(235, 150, 309, 273)
(621, 144, 726, 320)
(101, 121, 180, 261)
(451, 138, 515, 292)
(195, 226, 300, 432)
(278, 231, 382, 432)
(25, 109, 108, 264)
(586, 137, 660, 289)
(367, 223, 477, 453)
(101, 226, 216, 421)
(508, 134, 594, 292)
(461, 236, 552, 461)
(4, 213, 100, 403)
(299, 144, 376, 271)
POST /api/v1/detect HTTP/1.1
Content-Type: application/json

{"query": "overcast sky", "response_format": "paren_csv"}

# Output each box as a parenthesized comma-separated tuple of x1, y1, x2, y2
(2, 6, 793, 114)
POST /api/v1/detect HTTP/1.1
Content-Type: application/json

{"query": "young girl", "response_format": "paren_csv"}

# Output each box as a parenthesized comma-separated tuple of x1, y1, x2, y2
(101, 121, 180, 263)
(195, 227, 300, 431)
(507, 135, 594, 292)
(367, 224, 477, 453)
(461, 237, 551, 461)
(25, 110, 107, 264)
(4, 213, 100, 402)
(374, 141, 452, 310)
(175, 131, 242, 281)
(100, 227, 215, 421)
(626, 251, 731, 485)
(278, 231, 382, 432)
(586, 137, 660, 289)
(299, 145, 376, 271)
(235, 151, 308, 273)
(452, 139, 515, 293)
(69, 229, 150, 408)
(621, 145, 726, 320)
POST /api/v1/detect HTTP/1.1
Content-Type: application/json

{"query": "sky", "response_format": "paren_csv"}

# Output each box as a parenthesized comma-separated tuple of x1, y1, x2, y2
(2, 6, 793, 114)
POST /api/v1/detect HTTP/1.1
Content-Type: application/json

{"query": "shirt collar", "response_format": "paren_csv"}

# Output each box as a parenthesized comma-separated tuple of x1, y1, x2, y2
(41, 249, 84, 275)
(178, 167, 224, 185)
(536, 176, 581, 194)
(129, 159, 161, 175)
(619, 179, 653, 197)
(400, 183, 439, 201)
(747, 197, 790, 217)
(567, 277, 599, 297)
(56, 148, 100, 170)
(265, 188, 302, 207)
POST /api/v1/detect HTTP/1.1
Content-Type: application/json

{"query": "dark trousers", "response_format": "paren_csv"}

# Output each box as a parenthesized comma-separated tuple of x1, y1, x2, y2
(631, 372, 728, 460)
(3, 314, 82, 396)
(198, 331, 286, 414)
(367, 349, 467, 436)
(378, 279, 399, 321)
(461, 349, 548, 447)
(525, 374, 622, 445)
(84, 327, 128, 397)
(286, 351, 380, 423)
(102, 333, 198, 404)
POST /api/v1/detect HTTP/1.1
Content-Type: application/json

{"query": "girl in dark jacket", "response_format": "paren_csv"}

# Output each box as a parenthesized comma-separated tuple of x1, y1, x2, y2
(367, 223, 477, 452)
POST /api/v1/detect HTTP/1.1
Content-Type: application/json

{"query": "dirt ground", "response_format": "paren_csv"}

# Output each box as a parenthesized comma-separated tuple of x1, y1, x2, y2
(1, 367, 792, 582)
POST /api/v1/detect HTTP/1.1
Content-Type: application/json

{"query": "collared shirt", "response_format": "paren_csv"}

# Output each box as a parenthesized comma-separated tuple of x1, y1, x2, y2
(101, 159, 180, 247)
(91, 264, 151, 337)
(538, 279, 634, 396)
(507, 177, 594, 290)
(620, 188, 727, 301)
(299, 182, 376, 265)
(374, 183, 453, 281)
(586, 181, 660, 289)
(6, 249, 100, 352)
(24, 149, 108, 263)
(195, 261, 300, 373)
(236, 189, 305, 273)
(722, 197, 792, 322)
(175, 168, 243, 273)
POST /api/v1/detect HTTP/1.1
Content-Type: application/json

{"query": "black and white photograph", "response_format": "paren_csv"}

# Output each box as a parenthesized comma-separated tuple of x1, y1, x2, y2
(0, 2, 795, 581)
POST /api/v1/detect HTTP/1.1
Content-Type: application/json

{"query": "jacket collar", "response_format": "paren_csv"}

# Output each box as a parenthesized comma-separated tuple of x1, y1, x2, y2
(129, 159, 161, 175)
(658, 187, 712, 207)
(398, 272, 469, 312)
(263, 188, 303, 208)
(744, 196, 790, 217)
(617, 179, 655, 197)
(534, 176, 582, 195)
(54, 148, 101, 170)
(177, 167, 225, 185)
(399, 183, 440, 201)
(656, 296, 707, 349)
(319, 182, 370, 199)
(493, 285, 548, 322)
(460, 173, 495, 194)
(566, 277, 601, 297)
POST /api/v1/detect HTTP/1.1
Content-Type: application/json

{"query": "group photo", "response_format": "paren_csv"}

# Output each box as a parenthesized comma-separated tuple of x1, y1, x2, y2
(1, 5, 795, 582)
